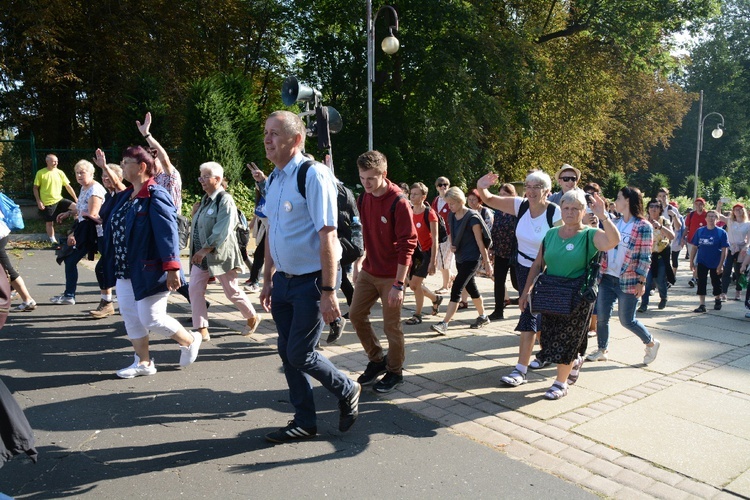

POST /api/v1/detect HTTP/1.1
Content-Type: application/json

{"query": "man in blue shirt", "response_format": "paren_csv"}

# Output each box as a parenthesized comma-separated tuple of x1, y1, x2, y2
(259, 111, 361, 443)
(690, 210, 728, 313)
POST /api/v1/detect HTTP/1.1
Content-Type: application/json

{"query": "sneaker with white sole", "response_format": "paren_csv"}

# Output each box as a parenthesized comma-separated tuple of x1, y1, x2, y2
(643, 339, 661, 365)
(179, 331, 202, 367)
(50, 294, 75, 305)
(116, 359, 157, 379)
(13, 300, 37, 312)
(265, 420, 317, 444)
(586, 348, 608, 362)
(431, 321, 448, 335)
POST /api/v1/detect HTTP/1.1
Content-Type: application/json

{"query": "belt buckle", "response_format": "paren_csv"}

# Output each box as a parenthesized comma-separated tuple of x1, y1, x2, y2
(283, 272, 295, 279)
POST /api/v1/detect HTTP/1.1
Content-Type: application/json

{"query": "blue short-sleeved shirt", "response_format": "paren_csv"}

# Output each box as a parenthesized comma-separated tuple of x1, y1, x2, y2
(691, 226, 729, 269)
(264, 154, 341, 275)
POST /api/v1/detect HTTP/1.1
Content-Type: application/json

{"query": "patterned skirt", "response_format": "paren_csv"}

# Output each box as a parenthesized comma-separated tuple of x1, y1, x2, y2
(537, 298, 594, 365)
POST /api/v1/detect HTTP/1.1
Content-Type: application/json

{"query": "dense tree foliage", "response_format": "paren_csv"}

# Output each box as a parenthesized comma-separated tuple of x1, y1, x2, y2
(0, 0, 722, 196)
(650, 0, 750, 199)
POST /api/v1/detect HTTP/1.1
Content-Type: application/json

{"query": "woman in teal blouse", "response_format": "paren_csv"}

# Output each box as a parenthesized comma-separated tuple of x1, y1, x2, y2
(519, 189, 620, 400)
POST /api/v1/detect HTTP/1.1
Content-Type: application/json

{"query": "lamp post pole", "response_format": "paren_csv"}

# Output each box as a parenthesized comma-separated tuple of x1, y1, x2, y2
(367, 1, 399, 151)
(693, 90, 726, 200)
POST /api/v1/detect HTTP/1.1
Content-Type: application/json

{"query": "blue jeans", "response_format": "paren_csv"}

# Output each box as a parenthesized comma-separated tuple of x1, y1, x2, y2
(596, 274, 653, 350)
(271, 272, 354, 428)
(64, 245, 91, 297)
(642, 258, 667, 306)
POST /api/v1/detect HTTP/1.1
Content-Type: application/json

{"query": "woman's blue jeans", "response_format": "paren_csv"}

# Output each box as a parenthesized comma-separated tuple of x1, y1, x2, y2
(596, 274, 654, 350)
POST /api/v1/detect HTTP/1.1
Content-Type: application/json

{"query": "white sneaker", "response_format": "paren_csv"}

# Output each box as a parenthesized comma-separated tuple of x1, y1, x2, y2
(745, 311, 750, 319)
(430, 321, 448, 335)
(179, 331, 202, 367)
(586, 348, 608, 362)
(50, 294, 75, 305)
(644, 339, 661, 365)
(116, 359, 157, 379)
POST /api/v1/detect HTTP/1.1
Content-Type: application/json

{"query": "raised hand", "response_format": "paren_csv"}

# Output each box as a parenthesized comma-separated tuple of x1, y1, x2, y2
(94, 148, 107, 169)
(477, 173, 499, 190)
(136, 112, 152, 137)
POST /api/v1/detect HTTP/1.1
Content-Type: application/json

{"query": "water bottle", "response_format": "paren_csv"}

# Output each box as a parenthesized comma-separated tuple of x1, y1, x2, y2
(739, 272, 748, 290)
(351, 216, 362, 240)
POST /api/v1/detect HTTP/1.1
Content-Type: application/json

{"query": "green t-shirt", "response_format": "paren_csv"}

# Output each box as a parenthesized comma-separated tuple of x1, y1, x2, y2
(543, 226, 598, 278)
(33, 168, 71, 206)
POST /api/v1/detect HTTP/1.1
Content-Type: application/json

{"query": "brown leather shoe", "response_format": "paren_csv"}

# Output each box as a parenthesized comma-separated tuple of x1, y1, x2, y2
(242, 314, 262, 337)
(89, 299, 115, 318)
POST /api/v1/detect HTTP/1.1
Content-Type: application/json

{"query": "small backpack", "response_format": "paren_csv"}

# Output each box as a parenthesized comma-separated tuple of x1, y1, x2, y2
(297, 161, 365, 265)
(0, 193, 24, 231)
(424, 204, 448, 244)
(214, 191, 250, 252)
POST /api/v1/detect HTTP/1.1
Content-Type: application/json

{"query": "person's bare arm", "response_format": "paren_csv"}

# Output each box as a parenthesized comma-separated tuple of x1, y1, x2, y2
(137, 112, 175, 174)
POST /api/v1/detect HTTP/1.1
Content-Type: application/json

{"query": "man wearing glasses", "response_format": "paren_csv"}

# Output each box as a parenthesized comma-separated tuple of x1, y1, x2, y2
(548, 164, 580, 207)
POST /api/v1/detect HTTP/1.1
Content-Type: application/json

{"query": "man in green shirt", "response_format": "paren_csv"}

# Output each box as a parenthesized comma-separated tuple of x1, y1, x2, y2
(33, 154, 78, 248)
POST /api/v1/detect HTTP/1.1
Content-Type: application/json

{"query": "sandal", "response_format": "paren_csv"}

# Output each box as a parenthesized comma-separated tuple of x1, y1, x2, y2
(405, 314, 423, 325)
(500, 369, 527, 387)
(431, 295, 444, 316)
(457, 301, 469, 310)
(544, 382, 568, 400)
(567, 355, 584, 386)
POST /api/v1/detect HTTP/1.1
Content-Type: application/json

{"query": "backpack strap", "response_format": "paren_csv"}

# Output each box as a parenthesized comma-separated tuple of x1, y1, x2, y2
(296, 160, 316, 199)
(546, 203, 556, 227)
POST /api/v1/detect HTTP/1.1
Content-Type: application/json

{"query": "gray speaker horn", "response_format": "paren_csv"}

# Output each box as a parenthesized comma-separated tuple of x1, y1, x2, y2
(282, 76, 320, 105)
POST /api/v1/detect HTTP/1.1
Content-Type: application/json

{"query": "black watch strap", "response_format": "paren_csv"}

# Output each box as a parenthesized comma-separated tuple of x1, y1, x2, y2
(321, 286, 336, 292)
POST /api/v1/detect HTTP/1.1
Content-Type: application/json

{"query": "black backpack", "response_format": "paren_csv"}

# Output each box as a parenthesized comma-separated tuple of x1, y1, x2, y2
(214, 191, 250, 252)
(424, 204, 448, 244)
(297, 161, 365, 265)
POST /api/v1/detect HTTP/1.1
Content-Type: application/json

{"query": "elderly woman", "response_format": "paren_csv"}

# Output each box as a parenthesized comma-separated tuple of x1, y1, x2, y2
(477, 171, 561, 386)
(100, 146, 201, 379)
(430, 187, 492, 334)
(90, 149, 127, 318)
(50, 160, 106, 305)
(519, 190, 619, 399)
(716, 201, 750, 301)
(587, 187, 661, 365)
(189, 162, 261, 341)
(638, 199, 675, 312)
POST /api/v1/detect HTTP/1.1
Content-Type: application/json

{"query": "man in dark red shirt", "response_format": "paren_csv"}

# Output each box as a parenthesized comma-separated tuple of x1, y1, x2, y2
(350, 151, 417, 393)
(682, 198, 708, 287)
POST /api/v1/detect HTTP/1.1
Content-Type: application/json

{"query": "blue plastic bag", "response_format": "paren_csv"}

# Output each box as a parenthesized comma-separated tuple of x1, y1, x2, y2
(0, 193, 24, 231)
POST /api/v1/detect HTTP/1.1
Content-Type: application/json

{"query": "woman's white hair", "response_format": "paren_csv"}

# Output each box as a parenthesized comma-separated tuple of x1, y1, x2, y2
(199, 161, 224, 179)
(560, 188, 587, 209)
(525, 170, 552, 191)
(74, 159, 95, 174)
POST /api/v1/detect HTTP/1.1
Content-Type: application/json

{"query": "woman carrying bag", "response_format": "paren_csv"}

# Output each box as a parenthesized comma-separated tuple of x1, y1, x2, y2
(520, 190, 619, 400)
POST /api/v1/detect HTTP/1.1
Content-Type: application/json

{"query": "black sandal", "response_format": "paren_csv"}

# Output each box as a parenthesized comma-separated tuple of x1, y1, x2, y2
(405, 314, 423, 325)
(431, 295, 444, 315)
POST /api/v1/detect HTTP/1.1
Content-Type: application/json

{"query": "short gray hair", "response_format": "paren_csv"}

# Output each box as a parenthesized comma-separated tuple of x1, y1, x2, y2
(268, 110, 306, 138)
(74, 159, 95, 174)
(199, 161, 224, 179)
(525, 170, 552, 191)
(560, 188, 587, 210)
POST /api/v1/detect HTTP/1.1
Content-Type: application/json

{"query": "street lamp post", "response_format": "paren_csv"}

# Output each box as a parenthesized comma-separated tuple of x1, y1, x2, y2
(367, 1, 399, 151)
(693, 90, 726, 200)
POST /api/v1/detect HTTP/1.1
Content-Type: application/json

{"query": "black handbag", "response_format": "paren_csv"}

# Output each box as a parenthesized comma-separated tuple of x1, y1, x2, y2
(530, 273, 584, 316)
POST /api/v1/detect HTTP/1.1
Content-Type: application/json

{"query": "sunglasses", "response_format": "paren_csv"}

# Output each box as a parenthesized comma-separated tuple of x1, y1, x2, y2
(560, 176, 577, 182)
(436, 183, 449, 188)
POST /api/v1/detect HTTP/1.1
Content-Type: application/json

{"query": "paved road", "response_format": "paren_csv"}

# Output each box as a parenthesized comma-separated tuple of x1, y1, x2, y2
(0, 247, 595, 499)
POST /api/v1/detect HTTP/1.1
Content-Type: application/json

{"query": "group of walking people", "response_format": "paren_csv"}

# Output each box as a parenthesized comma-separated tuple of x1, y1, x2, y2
(6, 108, 750, 442)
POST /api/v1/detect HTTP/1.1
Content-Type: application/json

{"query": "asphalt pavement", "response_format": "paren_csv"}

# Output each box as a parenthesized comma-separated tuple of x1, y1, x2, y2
(0, 245, 595, 499)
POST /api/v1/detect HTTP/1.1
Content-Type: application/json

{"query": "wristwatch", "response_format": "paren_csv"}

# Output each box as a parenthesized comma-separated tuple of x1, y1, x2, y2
(321, 286, 337, 292)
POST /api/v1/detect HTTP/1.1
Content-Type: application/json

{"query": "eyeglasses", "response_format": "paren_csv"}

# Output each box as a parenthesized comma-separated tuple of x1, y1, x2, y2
(436, 183, 449, 188)
(120, 159, 138, 167)
(198, 175, 215, 182)
(560, 176, 577, 182)
(524, 184, 544, 191)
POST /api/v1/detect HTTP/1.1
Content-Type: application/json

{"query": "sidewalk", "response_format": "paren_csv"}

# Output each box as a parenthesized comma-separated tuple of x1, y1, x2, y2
(192, 254, 750, 499)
